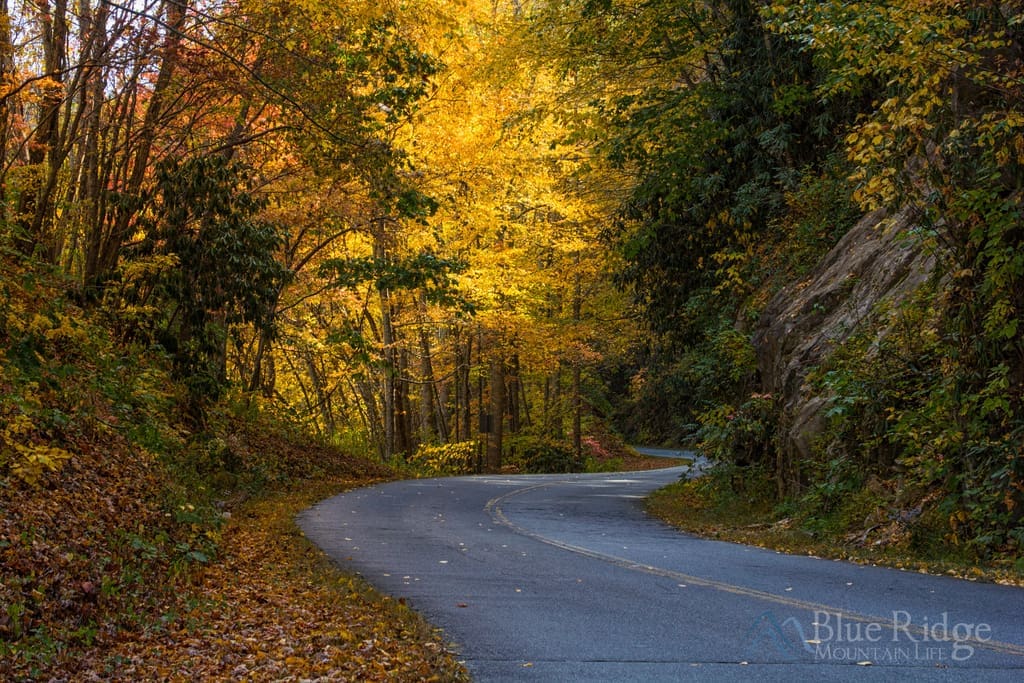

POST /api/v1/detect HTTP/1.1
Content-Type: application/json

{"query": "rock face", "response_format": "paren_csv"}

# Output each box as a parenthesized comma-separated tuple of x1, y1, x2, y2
(753, 207, 936, 478)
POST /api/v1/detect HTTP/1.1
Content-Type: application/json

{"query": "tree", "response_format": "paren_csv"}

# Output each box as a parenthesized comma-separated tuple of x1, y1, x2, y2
(767, 0, 1024, 544)
(134, 155, 288, 406)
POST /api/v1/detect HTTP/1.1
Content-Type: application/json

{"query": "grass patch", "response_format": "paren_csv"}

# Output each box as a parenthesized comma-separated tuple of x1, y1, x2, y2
(646, 466, 1024, 587)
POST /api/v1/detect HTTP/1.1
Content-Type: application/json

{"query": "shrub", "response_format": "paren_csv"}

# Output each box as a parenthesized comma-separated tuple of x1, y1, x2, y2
(506, 436, 579, 474)
(695, 392, 775, 467)
(408, 441, 478, 477)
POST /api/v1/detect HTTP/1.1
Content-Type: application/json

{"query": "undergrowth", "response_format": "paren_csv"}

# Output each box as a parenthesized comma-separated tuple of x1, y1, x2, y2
(0, 254, 461, 680)
(646, 463, 1024, 586)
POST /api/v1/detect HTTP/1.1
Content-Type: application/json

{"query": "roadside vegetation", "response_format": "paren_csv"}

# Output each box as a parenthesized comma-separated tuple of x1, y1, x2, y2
(647, 466, 1024, 588)
(523, 1, 1024, 574)
(0, 256, 468, 680)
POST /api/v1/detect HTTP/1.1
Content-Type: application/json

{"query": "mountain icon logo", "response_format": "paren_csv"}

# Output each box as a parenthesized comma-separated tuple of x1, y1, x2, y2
(743, 610, 815, 661)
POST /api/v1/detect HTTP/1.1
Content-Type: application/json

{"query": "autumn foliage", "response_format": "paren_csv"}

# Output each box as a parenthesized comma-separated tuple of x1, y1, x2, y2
(0, 249, 464, 678)
(530, 0, 1024, 561)
(4, 0, 1024, 673)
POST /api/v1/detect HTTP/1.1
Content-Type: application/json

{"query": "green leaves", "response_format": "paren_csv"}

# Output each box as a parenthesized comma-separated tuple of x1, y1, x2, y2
(573, 0, 856, 345)
(319, 252, 471, 311)
(131, 156, 291, 401)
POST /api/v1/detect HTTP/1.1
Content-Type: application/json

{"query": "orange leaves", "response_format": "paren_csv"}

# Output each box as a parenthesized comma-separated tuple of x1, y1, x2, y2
(51, 485, 469, 682)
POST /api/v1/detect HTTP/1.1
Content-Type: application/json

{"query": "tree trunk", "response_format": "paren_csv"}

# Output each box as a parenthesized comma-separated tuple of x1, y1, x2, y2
(381, 302, 396, 462)
(87, 0, 190, 289)
(351, 374, 386, 460)
(246, 286, 282, 396)
(476, 326, 486, 469)
(519, 371, 532, 429)
(0, 1, 14, 219)
(68, 0, 109, 275)
(396, 347, 413, 455)
(572, 265, 583, 461)
(508, 353, 521, 437)
(434, 374, 451, 443)
(460, 329, 473, 442)
(417, 296, 437, 443)
(304, 351, 336, 437)
(485, 346, 505, 472)
(572, 363, 582, 461)
(548, 368, 564, 438)
(14, 0, 69, 260)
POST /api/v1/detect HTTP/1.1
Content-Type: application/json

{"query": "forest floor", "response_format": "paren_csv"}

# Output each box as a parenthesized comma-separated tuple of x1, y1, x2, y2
(72, 479, 472, 682)
(1, 420, 470, 682)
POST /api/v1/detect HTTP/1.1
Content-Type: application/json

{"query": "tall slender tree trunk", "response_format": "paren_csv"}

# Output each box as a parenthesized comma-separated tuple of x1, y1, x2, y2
(246, 281, 282, 395)
(417, 296, 438, 443)
(476, 326, 486, 469)
(381, 293, 396, 462)
(15, 0, 68, 260)
(371, 223, 398, 461)
(485, 343, 505, 472)
(453, 328, 463, 442)
(281, 349, 318, 436)
(247, 323, 272, 394)
(519, 373, 532, 429)
(572, 264, 583, 461)
(352, 374, 385, 459)
(508, 353, 521, 437)
(572, 363, 582, 460)
(395, 347, 413, 456)
(434, 375, 451, 443)
(548, 368, 564, 438)
(461, 330, 473, 442)
(68, 0, 109, 275)
(304, 351, 336, 437)
(0, 1, 14, 215)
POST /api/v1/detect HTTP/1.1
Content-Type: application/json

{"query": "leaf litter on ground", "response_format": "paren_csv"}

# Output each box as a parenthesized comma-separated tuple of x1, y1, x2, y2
(78, 481, 470, 681)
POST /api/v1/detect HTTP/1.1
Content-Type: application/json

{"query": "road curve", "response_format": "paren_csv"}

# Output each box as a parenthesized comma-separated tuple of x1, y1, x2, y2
(297, 466, 1024, 682)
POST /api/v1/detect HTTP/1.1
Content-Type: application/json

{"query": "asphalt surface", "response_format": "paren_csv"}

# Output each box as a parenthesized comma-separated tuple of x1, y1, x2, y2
(297, 456, 1024, 682)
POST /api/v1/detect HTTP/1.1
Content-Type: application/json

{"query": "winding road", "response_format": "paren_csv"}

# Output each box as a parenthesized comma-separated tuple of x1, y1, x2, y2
(297, 457, 1024, 681)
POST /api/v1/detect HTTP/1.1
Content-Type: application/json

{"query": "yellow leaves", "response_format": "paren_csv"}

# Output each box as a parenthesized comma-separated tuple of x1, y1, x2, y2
(119, 253, 180, 282)
(33, 76, 64, 95)
(12, 309, 88, 351)
(8, 444, 72, 485)
(408, 441, 478, 476)
(16, 75, 66, 106)
(852, 173, 899, 213)
(711, 249, 754, 296)
(0, 413, 74, 486)
(26, 312, 52, 336)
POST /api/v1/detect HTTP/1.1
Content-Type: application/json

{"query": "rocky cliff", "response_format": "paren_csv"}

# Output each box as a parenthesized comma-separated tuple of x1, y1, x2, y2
(753, 207, 936, 487)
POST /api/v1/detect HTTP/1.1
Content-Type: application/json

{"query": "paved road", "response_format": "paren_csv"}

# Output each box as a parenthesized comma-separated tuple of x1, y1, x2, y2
(298, 464, 1024, 681)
